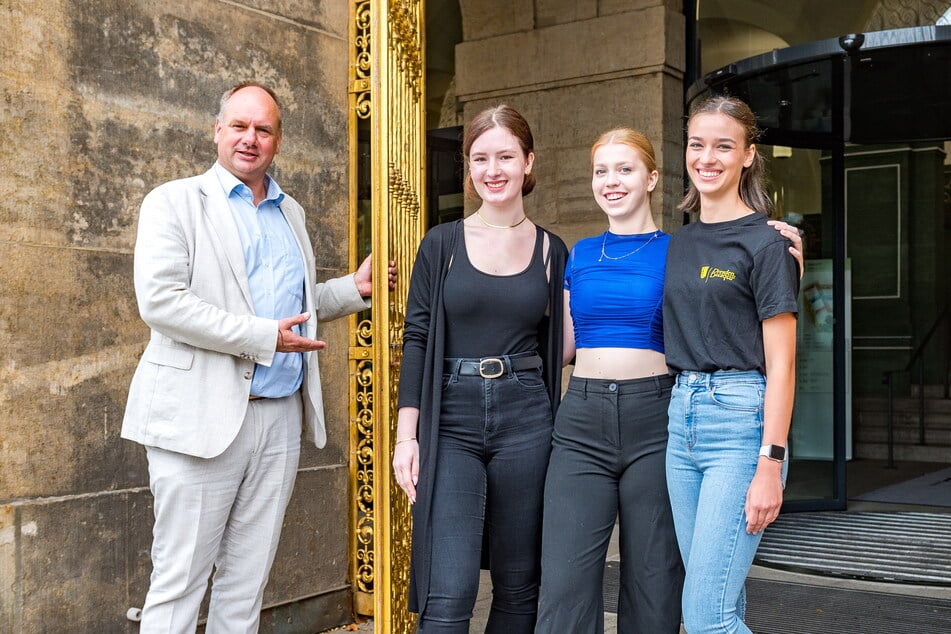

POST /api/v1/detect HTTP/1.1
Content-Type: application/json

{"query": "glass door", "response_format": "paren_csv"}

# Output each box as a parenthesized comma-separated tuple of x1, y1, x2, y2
(762, 142, 849, 507)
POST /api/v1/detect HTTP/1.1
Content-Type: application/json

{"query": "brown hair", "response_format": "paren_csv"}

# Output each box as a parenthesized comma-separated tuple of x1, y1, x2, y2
(678, 95, 772, 215)
(218, 81, 283, 133)
(591, 127, 658, 197)
(462, 105, 536, 199)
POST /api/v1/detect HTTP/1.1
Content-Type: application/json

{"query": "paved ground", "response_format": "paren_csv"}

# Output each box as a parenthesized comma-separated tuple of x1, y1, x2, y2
(320, 460, 951, 633)
(318, 526, 633, 633)
(323, 559, 951, 633)
(320, 618, 373, 632)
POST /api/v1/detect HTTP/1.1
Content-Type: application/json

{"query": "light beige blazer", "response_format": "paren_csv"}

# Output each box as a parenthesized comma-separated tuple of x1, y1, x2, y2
(121, 168, 368, 458)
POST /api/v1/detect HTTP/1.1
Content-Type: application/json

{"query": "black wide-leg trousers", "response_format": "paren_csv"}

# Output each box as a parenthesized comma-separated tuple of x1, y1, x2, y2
(535, 374, 684, 634)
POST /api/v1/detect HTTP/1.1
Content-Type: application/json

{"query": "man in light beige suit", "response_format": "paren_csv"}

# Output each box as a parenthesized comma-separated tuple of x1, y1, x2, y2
(122, 82, 386, 633)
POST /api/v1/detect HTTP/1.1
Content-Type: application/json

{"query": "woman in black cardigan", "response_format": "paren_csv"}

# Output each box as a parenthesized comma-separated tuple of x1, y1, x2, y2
(393, 105, 566, 633)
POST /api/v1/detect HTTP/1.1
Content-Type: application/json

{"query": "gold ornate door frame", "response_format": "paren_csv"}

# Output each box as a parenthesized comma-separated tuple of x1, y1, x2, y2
(348, 1, 425, 631)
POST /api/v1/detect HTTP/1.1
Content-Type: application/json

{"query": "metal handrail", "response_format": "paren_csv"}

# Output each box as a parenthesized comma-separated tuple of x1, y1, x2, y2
(881, 305, 951, 468)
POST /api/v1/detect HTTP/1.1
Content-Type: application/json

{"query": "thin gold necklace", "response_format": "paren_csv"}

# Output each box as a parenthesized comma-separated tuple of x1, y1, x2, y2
(476, 210, 528, 229)
(598, 231, 659, 262)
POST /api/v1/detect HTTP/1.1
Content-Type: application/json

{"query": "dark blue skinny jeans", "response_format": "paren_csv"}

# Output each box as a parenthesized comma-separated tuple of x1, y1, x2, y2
(417, 360, 553, 633)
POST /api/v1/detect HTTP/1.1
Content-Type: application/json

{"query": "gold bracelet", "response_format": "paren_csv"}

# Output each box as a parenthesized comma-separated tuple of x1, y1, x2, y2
(395, 437, 417, 445)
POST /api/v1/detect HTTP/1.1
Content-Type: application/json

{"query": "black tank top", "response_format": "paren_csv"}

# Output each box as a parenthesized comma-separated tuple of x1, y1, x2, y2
(443, 224, 550, 358)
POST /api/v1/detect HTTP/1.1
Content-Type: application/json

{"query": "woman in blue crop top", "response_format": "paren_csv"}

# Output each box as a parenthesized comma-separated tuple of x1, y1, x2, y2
(535, 127, 802, 634)
(534, 128, 683, 633)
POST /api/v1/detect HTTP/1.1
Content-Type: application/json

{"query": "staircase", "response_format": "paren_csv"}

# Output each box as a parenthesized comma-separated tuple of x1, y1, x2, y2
(854, 386, 951, 462)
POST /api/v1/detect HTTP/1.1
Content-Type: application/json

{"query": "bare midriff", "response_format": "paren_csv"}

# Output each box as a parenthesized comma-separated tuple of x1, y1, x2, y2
(573, 347, 668, 380)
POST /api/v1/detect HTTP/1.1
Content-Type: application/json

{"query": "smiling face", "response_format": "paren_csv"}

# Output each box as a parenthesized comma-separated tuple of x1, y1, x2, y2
(467, 125, 534, 207)
(591, 142, 658, 223)
(214, 85, 282, 191)
(685, 111, 756, 201)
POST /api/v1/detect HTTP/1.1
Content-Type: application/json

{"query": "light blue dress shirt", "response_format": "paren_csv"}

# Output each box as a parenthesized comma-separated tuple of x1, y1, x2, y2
(214, 162, 306, 398)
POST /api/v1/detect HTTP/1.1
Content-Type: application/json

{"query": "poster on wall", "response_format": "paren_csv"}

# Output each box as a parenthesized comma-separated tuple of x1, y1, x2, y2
(792, 258, 852, 460)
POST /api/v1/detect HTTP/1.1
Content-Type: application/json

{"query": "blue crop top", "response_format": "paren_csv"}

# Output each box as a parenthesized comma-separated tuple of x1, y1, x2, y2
(565, 230, 669, 352)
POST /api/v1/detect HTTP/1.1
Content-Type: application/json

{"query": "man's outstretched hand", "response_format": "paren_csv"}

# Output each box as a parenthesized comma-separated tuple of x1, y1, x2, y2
(276, 312, 326, 352)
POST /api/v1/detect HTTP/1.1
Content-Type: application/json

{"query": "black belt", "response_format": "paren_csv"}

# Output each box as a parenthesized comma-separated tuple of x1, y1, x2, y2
(444, 354, 542, 379)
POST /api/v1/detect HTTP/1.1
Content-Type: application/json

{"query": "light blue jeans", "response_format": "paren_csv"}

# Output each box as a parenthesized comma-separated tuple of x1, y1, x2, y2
(666, 370, 778, 634)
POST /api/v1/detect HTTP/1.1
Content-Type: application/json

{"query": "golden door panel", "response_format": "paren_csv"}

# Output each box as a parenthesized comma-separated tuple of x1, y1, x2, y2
(349, 1, 425, 632)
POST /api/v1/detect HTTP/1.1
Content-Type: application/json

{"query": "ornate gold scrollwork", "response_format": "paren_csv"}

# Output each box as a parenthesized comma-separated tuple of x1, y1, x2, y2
(388, 1, 422, 101)
(349, 0, 375, 616)
(350, 0, 425, 631)
(351, 320, 374, 604)
(389, 163, 421, 219)
(352, 0, 372, 120)
(384, 161, 419, 633)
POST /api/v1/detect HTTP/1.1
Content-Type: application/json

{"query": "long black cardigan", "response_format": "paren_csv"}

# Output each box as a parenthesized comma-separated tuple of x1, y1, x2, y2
(399, 220, 567, 614)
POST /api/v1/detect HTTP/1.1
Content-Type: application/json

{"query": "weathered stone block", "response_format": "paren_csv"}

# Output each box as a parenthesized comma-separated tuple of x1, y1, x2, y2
(0, 505, 16, 634)
(259, 588, 352, 633)
(264, 467, 350, 606)
(228, 1, 349, 39)
(456, 6, 671, 99)
(536, 0, 597, 28)
(460, 0, 534, 41)
(599, 0, 680, 17)
(299, 314, 355, 469)
(0, 243, 145, 500)
(16, 490, 152, 633)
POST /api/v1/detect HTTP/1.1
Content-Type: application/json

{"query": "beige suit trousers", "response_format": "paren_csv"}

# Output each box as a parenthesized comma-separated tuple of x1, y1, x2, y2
(139, 394, 302, 634)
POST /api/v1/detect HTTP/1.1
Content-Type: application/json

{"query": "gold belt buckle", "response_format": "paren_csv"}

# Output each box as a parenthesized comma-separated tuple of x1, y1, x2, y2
(479, 358, 505, 379)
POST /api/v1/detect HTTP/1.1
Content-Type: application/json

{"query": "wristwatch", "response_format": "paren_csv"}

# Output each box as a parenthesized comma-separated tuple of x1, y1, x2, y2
(759, 444, 787, 462)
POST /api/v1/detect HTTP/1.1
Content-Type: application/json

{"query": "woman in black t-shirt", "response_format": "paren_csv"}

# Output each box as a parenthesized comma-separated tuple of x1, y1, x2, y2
(663, 96, 800, 634)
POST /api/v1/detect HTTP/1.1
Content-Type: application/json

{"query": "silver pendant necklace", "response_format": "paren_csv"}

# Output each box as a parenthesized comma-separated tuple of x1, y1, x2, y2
(598, 231, 659, 262)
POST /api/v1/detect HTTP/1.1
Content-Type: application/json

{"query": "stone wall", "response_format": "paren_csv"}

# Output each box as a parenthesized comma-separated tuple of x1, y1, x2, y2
(0, 1, 355, 632)
(455, 0, 686, 248)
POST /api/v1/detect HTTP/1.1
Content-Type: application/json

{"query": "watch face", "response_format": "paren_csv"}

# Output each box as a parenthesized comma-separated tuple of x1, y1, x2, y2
(769, 445, 786, 460)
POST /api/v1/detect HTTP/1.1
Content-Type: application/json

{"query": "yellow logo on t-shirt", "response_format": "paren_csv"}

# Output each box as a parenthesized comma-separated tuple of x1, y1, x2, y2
(700, 265, 736, 282)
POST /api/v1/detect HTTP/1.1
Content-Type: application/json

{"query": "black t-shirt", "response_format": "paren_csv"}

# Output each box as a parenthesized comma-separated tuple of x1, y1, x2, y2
(663, 212, 799, 374)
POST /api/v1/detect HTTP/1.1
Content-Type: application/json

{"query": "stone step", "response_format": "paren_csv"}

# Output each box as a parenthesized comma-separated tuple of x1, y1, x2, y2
(854, 395, 951, 416)
(910, 384, 951, 398)
(854, 410, 951, 430)
(854, 442, 951, 462)
(854, 426, 951, 445)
